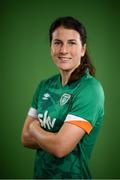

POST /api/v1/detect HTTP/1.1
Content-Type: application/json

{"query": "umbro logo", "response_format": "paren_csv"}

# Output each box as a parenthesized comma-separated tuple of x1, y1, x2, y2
(42, 93, 50, 100)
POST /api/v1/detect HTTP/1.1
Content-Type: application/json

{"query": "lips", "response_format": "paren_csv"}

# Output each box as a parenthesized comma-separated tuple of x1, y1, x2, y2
(58, 56, 71, 61)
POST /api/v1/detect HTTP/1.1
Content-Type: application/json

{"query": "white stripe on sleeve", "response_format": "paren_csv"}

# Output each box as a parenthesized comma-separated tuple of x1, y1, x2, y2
(65, 114, 87, 122)
(28, 107, 38, 118)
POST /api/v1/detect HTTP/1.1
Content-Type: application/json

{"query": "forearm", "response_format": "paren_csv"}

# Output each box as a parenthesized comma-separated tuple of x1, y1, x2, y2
(28, 120, 85, 157)
(29, 123, 61, 156)
(22, 131, 41, 149)
(21, 117, 41, 149)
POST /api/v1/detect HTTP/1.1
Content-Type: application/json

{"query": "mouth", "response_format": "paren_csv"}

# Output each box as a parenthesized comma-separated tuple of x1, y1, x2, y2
(58, 56, 71, 61)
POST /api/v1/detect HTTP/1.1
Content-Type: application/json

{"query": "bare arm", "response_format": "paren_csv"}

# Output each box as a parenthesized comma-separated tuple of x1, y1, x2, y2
(21, 116, 41, 149)
(29, 120, 85, 157)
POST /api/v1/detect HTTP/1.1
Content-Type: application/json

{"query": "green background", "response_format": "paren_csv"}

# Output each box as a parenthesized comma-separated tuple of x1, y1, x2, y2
(1, 0, 120, 178)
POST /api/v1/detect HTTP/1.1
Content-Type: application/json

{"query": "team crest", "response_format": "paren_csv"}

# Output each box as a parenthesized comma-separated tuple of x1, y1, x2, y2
(60, 93, 71, 106)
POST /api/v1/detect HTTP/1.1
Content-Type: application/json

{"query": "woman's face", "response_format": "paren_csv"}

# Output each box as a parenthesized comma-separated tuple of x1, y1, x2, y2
(51, 26, 86, 73)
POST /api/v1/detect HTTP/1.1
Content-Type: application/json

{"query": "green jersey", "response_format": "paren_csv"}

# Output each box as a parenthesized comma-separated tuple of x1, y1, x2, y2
(28, 71, 104, 179)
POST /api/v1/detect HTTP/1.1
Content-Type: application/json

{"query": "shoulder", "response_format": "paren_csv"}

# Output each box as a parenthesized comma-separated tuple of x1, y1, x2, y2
(75, 74, 105, 104)
(81, 73, 104, 94)
(33, 74, 59, 97)
(37, 74, 59, 89)
(43, 74, 59, 84)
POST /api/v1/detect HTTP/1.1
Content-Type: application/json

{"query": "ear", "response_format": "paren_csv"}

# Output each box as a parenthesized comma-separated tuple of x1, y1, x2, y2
(81, 44, 86, 57)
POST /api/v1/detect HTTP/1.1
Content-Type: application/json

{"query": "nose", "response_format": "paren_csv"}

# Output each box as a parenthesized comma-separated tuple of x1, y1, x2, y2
(60, 44, 68, 54)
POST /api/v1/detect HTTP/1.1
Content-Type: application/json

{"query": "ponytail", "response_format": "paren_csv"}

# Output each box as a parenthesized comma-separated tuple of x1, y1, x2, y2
(68, 50, 96, 84)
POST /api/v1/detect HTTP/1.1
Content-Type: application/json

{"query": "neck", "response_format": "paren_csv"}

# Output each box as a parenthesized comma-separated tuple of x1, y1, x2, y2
(59, 63, 81, 86)
(60, 70, 72, 86)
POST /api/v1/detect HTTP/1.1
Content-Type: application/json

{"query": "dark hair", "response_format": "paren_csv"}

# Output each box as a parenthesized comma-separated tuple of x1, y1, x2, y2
(49, 16, 96, 83)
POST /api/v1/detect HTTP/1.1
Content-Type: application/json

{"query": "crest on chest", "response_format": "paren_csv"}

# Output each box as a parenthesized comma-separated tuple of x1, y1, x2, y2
(60, 93, 71, 106)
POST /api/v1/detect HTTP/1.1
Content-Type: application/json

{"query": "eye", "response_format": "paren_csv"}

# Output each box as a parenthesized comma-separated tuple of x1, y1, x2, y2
(53, 41, 62, 45)
(54, 42, 60, 45)
(68, 41, 76, 45)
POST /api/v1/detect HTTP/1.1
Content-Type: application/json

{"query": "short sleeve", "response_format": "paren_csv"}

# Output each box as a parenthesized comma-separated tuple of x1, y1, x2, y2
(28, 81, 44, 118)
(65, 79, 105, 134)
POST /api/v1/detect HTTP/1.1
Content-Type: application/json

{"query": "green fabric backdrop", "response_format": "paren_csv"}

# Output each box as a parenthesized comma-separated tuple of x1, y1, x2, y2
(1, 0, 120, 178)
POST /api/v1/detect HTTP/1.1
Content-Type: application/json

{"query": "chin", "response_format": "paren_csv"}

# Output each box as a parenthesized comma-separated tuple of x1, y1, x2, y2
(59, 67, 73, 72)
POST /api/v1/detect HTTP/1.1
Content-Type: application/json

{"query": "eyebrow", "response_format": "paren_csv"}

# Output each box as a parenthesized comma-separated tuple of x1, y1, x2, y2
(68, 39, 77, 41)
(53, 39, 77, 42)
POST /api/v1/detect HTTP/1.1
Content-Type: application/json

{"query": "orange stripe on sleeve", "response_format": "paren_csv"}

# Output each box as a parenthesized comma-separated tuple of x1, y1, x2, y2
(65, 120, 93, 134)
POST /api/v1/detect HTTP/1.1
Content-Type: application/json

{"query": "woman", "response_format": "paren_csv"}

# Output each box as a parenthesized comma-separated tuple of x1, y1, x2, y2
(21, 16, 105, 179)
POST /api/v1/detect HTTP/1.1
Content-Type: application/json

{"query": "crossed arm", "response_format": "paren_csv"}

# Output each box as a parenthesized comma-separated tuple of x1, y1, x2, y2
(21, 116, 85, 158)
